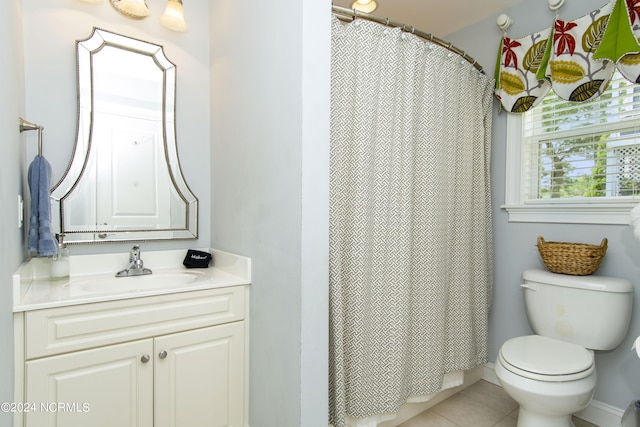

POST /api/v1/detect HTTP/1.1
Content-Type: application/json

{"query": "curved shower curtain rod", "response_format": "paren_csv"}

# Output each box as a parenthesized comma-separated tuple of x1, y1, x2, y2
(331, 5, 484, 74)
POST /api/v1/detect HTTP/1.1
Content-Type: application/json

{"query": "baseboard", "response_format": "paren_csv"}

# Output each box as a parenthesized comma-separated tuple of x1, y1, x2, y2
(482, 362, 500, 386)
(483, 363, 624, 427)
(575, 400, 625, 427)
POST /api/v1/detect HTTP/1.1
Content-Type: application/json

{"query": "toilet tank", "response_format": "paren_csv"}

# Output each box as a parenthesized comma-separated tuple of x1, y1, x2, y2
(522, 269, 633, 351)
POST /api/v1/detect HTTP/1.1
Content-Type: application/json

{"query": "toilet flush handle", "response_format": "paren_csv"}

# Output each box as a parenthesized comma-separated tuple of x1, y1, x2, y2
(520, 283, 538, 291)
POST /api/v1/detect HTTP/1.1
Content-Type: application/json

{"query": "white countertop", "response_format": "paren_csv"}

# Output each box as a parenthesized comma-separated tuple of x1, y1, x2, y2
(13, 248, 251, 312)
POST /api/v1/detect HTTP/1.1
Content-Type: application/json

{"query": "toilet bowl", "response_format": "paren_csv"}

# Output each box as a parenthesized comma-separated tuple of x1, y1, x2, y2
(496, 269, 633, 427)
(495, 335, 596, 427)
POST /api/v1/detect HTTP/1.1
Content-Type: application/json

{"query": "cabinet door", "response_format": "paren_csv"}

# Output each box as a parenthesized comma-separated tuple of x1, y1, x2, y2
(25, 339, 154, 427)
(154, 322, 245, 427)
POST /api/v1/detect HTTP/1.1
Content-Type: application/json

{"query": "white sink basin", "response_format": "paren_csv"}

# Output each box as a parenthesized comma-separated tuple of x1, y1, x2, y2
(68, 269, 210, 294)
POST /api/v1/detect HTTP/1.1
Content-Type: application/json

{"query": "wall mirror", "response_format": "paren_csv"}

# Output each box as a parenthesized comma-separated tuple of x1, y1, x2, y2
(51, 28, 198, 244)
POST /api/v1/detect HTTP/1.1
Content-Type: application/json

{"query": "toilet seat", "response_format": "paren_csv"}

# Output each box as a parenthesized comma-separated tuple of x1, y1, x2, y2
(499, 335, 594, 382)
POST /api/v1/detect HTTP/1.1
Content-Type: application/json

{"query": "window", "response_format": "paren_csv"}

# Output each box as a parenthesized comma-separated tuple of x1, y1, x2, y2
(503, 71, 640, 224)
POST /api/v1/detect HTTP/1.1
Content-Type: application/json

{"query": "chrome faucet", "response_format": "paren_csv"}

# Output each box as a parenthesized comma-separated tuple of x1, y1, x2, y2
(116, 245, 153, 277)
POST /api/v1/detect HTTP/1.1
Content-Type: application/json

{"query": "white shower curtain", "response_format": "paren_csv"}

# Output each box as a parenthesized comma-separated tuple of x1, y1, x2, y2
(329, 16, 495, 427)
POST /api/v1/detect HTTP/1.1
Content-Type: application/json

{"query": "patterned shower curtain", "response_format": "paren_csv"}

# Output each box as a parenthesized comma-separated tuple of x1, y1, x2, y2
(329, 16, 495, 427)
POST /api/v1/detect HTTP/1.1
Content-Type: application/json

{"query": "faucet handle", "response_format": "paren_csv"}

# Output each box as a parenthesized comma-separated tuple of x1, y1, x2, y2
(130, 245, 141, 261)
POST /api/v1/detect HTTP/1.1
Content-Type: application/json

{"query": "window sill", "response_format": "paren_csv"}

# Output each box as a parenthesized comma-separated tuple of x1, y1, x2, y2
(501, 202, 636, 225)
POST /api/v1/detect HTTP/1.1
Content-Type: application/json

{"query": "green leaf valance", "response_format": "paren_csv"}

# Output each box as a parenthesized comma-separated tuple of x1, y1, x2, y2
(495, 0, 640, 113)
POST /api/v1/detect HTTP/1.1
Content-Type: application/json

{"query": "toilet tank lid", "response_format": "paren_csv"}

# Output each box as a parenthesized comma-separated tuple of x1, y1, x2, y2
(523, 269, 633, 293)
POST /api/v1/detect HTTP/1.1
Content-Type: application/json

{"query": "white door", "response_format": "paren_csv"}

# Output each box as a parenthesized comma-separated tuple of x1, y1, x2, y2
(154, 322, 245, 427)
(25, 339, 154, 427)
(93, 112, 171, 229)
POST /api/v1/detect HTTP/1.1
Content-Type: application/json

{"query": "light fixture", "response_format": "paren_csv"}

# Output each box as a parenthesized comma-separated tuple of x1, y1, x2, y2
(79, 0, 104, 4)
(351, 0, 377, 13)
(109, 0, 150, 19)
(160, 0, 188, 32)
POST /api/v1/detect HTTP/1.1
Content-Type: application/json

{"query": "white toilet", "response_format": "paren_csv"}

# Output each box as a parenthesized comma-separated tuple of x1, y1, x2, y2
(495, 269, 633, 427)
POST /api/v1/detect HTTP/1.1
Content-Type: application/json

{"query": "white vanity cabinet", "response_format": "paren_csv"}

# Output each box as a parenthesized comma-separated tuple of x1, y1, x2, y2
(15, 285, 248, 427)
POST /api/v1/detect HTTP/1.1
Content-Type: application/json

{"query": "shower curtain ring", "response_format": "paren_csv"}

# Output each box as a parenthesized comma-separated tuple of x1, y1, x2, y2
(411, 26, 415, 34)
(385, 18, 389, 26)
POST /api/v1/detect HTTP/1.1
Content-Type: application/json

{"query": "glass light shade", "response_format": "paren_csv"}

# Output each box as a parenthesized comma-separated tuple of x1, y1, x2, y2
(79, 0, 104, 4)
(109, 0, 150, 19)
(160, 0, 188, 32)
(352, 0, 377, 13)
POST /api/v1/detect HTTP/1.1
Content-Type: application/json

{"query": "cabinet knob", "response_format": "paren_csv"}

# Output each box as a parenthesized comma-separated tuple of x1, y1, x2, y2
(159, 350, 168, 359)
(141, 354, 151, 363)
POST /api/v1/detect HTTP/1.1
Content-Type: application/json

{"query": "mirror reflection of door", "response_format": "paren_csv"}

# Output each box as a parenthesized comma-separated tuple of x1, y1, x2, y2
(93, 45, 170, 229)
(95, 118, 171, 229)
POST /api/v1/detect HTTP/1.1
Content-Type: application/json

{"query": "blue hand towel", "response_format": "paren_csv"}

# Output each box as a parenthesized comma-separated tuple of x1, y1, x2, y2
(27, 156, 40, 253)
(27, 155, 58, 257)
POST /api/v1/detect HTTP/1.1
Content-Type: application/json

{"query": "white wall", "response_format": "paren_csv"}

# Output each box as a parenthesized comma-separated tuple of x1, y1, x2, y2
(0, 1, 25, 425)
(209, 0, 330, 424)
(448, 0, 640, 410)
(21, 0, 211, 255)
(300, 2, 330, 424)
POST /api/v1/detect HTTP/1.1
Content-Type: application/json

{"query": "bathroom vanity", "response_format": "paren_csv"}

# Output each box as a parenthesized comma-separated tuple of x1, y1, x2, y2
(12, 249, 250, 427)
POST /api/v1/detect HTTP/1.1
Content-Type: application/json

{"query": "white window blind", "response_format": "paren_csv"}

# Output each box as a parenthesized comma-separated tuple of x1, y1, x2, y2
(522, 71, 640, 202)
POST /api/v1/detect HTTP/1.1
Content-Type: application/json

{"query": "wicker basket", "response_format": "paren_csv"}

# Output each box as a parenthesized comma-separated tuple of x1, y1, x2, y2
(536, 236, 607, 276)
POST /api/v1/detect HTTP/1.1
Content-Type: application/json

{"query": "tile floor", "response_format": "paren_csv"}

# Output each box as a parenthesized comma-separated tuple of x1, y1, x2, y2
(398, 380, 599, 427)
